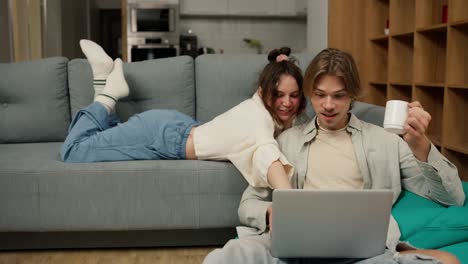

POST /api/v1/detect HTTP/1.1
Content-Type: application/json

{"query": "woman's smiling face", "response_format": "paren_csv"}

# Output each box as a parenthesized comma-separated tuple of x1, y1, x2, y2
(270, 74, 301, 127)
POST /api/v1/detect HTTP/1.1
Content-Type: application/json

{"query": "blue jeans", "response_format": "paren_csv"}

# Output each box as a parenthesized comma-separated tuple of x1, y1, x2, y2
(60, 102, 198, 162)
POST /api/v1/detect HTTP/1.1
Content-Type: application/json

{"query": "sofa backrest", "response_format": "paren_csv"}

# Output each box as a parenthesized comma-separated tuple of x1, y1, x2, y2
(68, 56, 195, 122)
(0, 57, 70, 143)
(0, 54, 385, 145)
(195, 53, 315, 123)
(194, 53, 385, 126)
(350, 101, 385, 126)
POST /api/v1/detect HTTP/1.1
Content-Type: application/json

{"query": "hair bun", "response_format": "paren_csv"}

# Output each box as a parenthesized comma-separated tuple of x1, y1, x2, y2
(278, 47, 291, 56)
(267, 47, 292, 62)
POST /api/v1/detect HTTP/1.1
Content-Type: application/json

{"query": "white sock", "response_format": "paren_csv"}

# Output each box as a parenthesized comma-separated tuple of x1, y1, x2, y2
(95, 58, 129, 112)
(79, 39, 114, 98)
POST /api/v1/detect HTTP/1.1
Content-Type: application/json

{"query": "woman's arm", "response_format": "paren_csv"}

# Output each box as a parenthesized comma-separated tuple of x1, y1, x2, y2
(267, 160, 292, 189)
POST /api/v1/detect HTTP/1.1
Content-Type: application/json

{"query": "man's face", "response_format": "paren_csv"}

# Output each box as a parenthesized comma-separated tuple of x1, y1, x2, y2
(309, 75, 352, 130)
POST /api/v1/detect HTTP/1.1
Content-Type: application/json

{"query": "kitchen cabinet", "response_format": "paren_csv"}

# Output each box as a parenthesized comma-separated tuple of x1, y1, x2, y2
(277, 1, 299, 16)
(180, 0, 228, 15)
(295, 0, 307, 15)
(228, 0, 275, 15)
(180, 0, 306, 17)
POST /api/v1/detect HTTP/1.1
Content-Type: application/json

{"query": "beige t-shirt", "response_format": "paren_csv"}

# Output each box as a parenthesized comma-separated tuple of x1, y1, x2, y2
(194, 93, 293, 188)
(304, 124, 363, 190)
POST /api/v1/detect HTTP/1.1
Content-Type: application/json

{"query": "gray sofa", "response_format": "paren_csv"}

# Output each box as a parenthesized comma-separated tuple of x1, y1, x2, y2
(0, 54, 385, 250)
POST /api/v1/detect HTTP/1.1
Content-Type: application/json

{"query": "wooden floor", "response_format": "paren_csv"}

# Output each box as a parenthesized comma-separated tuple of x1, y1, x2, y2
(0, 247, 219, 264)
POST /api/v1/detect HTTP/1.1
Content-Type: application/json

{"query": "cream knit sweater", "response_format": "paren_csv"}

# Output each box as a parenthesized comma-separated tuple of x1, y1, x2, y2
(193, 93, 293, 187)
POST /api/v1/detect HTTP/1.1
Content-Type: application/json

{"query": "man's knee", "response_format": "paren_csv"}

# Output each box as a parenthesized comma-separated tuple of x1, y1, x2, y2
(203, 239, 246, 264)
(399, 249, 460, 264)
(203, 237, 273, 264)
(426, 250, 460, 264)
(203, 248, 225, 264)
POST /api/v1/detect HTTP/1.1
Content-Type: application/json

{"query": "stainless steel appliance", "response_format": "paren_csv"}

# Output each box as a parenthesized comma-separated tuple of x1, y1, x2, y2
(179, 30, 198, 58)
(126, 0, 179, 62)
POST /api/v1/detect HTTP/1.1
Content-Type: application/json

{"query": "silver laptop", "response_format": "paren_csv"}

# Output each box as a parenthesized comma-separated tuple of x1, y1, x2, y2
(271, 189, 393, 259)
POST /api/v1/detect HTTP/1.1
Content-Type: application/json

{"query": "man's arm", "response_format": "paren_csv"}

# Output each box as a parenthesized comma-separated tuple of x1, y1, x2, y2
(399, 101, 465, 206)
(402, 101, 432, 162)
(238, 185, 273, 233)
(400, 140, 465, 206)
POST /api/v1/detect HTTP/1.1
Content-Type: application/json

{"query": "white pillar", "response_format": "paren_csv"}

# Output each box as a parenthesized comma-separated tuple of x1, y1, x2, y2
(307, 0, 328, 54)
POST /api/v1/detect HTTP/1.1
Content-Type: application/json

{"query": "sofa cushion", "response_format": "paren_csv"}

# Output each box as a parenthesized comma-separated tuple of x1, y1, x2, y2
(350, 101, 385, 127)
(392, 181, 468, 249)
(195, 53, 315, 123)
(0, 57, 70, 143)
(68, 56, 195, 122)
(0, 142, 248, 231)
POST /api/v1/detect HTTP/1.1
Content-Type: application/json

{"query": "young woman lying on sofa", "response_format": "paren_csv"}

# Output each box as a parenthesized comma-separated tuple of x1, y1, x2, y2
(60, 40, 305, 189)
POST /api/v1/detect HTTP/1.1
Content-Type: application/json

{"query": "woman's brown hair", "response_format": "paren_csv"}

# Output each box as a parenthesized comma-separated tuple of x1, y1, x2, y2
(258, 47, 306, 126)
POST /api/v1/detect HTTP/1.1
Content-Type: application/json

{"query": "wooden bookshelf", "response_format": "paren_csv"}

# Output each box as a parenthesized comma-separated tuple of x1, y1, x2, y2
(447, 0, 468, 23)
(443, 149, 468, 181)
(447, 23, 468, 86)
(415, 0, 448, 29)
(390, 0, 415, 35)
(368, 83, 388, 107)
(443, 88, 468, 154)
(388, 84, 412, 102)
(414, 29, 447, 84)
(368, 0, 389, 38)
(329, 0, 468, 181)
(389, 34, 414, 83)
(369, 40, 388, 88)
(414, 85, 444, 146)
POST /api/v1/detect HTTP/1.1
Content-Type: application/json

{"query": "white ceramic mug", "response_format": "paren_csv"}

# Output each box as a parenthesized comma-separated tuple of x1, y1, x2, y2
(383, 100, 408, 135)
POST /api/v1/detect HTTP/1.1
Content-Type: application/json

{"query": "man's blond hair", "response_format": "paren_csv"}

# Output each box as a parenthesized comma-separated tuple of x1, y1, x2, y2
(303, 48, 362, 100)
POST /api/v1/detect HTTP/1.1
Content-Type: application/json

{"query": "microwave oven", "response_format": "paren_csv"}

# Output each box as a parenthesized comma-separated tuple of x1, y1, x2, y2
(127, 1, 180, 44)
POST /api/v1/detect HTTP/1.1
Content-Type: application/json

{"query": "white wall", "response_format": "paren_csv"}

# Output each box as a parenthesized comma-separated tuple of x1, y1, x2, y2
(180, 0, 328, 55)
(180, 18, 307, 54)
(30, 0, 327, 59)
(307, 0, 328, 54)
